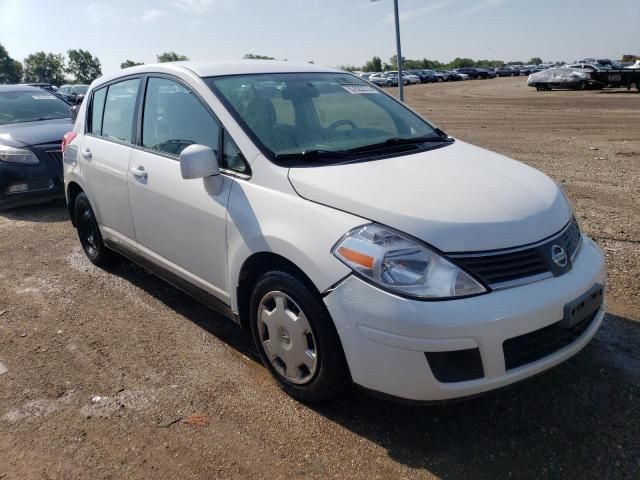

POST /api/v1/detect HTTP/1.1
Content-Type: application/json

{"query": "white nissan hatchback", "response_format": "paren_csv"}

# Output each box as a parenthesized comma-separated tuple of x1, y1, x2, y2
(62, 61, 606, 403)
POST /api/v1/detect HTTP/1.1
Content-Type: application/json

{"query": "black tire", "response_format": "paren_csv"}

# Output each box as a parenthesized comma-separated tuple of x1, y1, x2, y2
(249, 270, 349, 402)
(74, 192, 116, 267)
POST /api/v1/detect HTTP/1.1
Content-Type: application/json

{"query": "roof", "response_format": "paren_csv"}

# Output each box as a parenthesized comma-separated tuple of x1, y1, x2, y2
(115, 60, 341, 78)
(91, 60, 345, 91)
(0, 85, 43, 92)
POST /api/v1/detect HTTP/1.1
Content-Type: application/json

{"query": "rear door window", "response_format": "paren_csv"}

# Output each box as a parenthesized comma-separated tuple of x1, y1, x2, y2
(101, 78, 140, 143)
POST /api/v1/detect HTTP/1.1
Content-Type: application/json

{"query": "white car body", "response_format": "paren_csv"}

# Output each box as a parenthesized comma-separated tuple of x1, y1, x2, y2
(64, 61, 606, 402)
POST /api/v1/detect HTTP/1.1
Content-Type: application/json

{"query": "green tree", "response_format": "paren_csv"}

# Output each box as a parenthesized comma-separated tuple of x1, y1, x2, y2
(528, 57, 543, 65)
(66, 49, 102, 83)
(0, 44, 23, 84)
(447, 57, 475, 69)
(362, 56, 382, 72)
(23, 51, 66, 85)
(418, 59, 444, 70)
(120, 60, 144, 69)
(157, 52, 189, 63)
(243, 53, 275, 60)
(337, 64, 357, 72)
(475, 59, 503, 68)
(389, 55, 406, 69)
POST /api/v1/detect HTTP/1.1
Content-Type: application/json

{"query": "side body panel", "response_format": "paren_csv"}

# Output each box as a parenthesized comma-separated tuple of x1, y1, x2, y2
(128, 149, 233, 301)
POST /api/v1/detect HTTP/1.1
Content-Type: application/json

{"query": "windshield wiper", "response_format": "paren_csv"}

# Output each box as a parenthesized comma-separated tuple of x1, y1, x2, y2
(346, 135, 449, 154)
(274, 149, 349, 162)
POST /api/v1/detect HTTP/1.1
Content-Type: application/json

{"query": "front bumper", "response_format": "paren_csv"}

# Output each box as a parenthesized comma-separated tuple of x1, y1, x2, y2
(324, 235, 606, 402)
(0, 144, 64, 210)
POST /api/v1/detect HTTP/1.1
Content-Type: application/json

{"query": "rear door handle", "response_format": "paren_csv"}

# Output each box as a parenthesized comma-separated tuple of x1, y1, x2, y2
(81, 148, 92, 159)
(131, 166, 148, 180)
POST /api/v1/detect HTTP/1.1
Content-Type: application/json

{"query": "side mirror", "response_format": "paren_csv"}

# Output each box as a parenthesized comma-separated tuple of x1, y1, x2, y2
(69, 105, 79, 122)
(180, 144, 220, 179)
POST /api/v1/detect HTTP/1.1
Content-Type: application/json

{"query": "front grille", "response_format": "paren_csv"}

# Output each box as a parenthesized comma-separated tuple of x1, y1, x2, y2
(503, 308, 599, 370)
(45, 150, 63, 180)
(47, 150, 63, 166)
(451, 218, 581, 289)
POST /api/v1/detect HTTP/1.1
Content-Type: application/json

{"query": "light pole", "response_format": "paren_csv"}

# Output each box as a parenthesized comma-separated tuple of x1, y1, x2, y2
(372, 0, 404, 101)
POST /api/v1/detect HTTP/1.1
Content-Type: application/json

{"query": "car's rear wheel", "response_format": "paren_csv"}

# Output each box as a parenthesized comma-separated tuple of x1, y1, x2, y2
(249, 270, 348, 402)
(74, 192, 115, 267)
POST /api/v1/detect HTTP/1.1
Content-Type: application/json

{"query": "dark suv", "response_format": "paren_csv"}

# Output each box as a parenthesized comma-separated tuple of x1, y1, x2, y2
(454, 67, 487, 79)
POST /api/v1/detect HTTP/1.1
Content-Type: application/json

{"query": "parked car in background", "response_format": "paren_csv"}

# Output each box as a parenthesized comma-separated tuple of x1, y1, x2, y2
(455, 67, 488, 79)
(387, 71, 418, 85)
(445, 70, 464, 81)
(0, 85, 71, 209)
(22, 82, 56, 92)
(420, 69, 445, 82)
(63, 61, 606, 403)
(57, 84, 89, 105)
(527, 67, 593, 91)
(450, 69, 471, 80)
(406, 70, 432, 84)
(476, 68, 496, 79)
(495, 66, 517, 77)
(435, 70, 453, 81)
(368, 73, 392, 87)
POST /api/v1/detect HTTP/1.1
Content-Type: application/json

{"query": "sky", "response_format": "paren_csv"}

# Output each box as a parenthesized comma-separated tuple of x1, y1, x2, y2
(1, 0, 638, 75)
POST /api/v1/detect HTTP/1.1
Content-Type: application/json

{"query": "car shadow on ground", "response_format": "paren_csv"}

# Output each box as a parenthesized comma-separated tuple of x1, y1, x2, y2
(107, 258, 640, 479)
(0, 200, 68, 223)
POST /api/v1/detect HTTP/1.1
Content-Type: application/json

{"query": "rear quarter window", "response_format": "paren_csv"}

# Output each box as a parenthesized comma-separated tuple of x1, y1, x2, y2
(90, 87, 107, 135)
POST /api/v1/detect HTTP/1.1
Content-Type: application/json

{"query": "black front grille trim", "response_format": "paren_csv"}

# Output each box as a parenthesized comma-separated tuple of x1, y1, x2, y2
(450, 218, 581, 289)
(503, 308, 599, 371)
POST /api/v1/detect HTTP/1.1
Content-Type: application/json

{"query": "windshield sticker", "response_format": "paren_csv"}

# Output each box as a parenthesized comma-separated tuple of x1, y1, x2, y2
(341, 84, 379, 95)
(32, 94, 57, 100)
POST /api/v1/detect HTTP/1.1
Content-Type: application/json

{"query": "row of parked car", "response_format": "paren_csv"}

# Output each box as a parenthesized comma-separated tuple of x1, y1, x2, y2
(357, 65, 559, 87)
(20, 82, 89, 104)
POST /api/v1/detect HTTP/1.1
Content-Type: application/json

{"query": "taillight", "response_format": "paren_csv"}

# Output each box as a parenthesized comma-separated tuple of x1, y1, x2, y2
(61, 132, 77, 153)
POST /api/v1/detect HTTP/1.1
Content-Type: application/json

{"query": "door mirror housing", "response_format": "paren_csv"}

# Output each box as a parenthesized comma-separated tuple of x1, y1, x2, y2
(180, 144, 220, 179)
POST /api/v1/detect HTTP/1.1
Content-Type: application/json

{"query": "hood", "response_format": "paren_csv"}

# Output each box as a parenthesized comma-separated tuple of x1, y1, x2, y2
(0, 118, 73, 148)
(288, 140, 572, 252)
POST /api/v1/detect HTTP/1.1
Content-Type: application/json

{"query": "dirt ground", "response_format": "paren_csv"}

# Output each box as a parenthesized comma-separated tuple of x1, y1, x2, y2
(1, 77, 639, 479)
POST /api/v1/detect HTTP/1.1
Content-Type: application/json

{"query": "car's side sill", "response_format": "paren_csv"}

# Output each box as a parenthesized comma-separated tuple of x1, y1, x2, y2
(104, 239, 239, 325)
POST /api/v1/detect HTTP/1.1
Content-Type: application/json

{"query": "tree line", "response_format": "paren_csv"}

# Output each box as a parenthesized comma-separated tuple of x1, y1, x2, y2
(0, 44, 192, 85)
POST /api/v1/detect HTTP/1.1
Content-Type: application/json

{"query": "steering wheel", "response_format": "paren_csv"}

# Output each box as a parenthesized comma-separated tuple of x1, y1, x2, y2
(326, 119, 357, 134)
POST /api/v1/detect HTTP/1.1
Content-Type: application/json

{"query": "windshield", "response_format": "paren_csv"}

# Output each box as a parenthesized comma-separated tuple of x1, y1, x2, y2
(206, 73, 448, 165)
(0, 90, 70, 125)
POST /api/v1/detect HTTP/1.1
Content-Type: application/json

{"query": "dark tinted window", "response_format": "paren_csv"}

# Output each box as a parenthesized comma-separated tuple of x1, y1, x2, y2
(142, 77, 219, 157)
(0, 90, 69, 126)
(102, 78, 140, 143)
(90, 87, 107, 135)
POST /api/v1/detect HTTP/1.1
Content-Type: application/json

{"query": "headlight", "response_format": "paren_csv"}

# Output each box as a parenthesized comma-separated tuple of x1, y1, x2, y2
(0, 145, 39, 164)
(332, 224, 487, 299)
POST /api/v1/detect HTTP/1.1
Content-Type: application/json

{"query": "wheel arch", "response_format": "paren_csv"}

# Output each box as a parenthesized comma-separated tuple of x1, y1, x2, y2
(235, 251, 323, 331)
(66, 181, 85, 227)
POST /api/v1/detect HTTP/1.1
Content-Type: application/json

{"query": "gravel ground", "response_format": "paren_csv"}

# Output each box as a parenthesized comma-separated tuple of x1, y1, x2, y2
(0, 77, 638, 479)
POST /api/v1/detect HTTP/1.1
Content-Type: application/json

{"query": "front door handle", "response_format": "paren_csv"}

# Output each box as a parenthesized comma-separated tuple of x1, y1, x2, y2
(131, 166, 148, 180)
(81, 148, 92, 159)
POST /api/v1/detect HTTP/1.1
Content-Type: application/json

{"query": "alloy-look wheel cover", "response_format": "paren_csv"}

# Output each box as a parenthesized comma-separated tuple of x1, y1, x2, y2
(257, 291, 318, 385)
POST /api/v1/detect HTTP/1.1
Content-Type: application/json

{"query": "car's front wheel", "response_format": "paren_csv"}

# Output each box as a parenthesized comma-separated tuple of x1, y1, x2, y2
(249, 270, 349, 402)
(74, 192, 116, 267)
